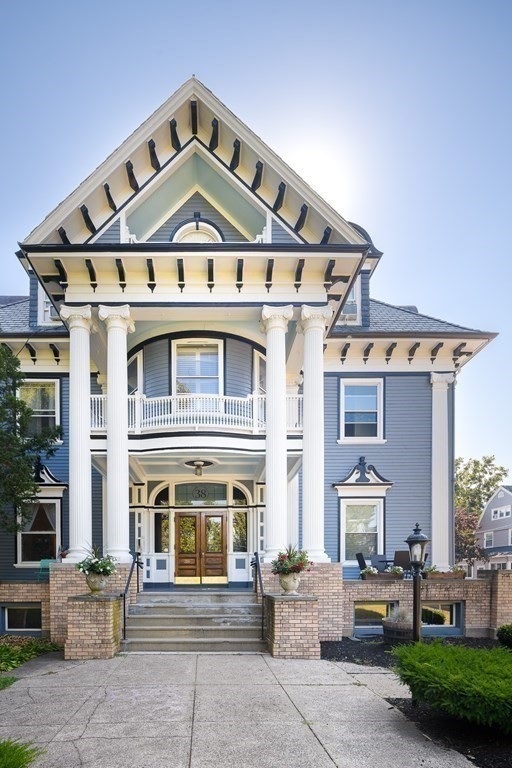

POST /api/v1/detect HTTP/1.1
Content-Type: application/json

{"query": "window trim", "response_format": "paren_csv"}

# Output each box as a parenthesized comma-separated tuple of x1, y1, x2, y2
(171, 338, 224, 396)
(171, 220, 223, 243)
(337, 276, 361, 325)
(16, 498, 62, 568)
(5, 604, 42, 632)
(484, 531, 494, 548)
(338, 378, 385, 444)
(253, 350, 266, 395)
(37, 285, 61, 326)
(19, 378, 61, 431)
(127, 351, 144, 395)
(340, 498, 384, 565)
(492, 506, 511, 520)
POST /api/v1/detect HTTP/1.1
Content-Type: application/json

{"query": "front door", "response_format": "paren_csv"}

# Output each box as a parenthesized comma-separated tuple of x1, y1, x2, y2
(175, 511, 227, 584)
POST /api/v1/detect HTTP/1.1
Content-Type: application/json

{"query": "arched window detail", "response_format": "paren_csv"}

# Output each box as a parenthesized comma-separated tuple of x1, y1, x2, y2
(171, 220, 223, 244)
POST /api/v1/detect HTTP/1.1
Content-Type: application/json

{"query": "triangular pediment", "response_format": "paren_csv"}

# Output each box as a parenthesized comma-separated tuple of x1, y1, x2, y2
(23, 78, 370, 251)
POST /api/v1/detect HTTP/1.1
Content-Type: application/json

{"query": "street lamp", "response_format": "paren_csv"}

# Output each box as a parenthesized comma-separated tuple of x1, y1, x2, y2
(405, 523, 430, 642)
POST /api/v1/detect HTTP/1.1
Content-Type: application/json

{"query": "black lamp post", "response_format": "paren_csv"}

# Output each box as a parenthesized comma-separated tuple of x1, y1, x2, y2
(405, 523, 430, 642)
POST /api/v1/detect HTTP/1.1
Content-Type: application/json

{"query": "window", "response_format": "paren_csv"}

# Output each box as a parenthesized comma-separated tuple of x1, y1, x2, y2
(18, 502, 60, 564)
(354, 602, 396, 627)
(5, 605, 42, 631)
(510, 529, 512, 546)
(38, 285, 61, 325)
(484, 532, 494, 548)
(340, 379, 383, 442)
(127, 352, 143, 395)
(19, 380, 59, 435)
(492, 506, 511, 520)
(421, 603, 459, 627)
(337, 278, 361, 325)
(172, 221, 223, 243)
(232, 511, 248, 552)
(175, 483, 227, 507)
(254, 352, 266, 395)
(173, 341, 222, 395)
(341, 500, 383, 563)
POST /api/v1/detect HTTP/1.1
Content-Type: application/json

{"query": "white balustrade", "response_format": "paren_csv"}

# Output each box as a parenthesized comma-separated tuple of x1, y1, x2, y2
(90, 393, 303, 433)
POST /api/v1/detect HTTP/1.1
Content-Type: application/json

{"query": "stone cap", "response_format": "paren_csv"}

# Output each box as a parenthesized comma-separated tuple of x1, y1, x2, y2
(265, 594, 318, 603)
(68, 593, 123, 603)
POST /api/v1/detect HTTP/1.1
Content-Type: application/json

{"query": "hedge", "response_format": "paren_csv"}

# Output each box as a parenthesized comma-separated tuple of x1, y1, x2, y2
(392, 642, 512, 734)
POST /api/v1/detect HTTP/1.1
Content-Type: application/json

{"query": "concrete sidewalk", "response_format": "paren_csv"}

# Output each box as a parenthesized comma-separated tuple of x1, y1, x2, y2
(0, 652, 472, 767)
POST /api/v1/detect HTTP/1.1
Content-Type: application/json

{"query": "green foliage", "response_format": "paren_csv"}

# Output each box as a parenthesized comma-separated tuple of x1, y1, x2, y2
(271, 546, 312, 574)
(76, 546, 117, 576)
(421, 607, 446, 625)
(0, 739, 44, 768)
(0, 676, 18, 690)
(497, 624, 512, 649)
(0, 346, 62, 533)
(392, 642, 512, 734)
(0, 637, 61, 672)
(454, 456, 508, 565)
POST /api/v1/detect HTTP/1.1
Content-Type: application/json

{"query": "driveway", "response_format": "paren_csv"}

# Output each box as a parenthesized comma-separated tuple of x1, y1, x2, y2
(0, 652, 472, 767)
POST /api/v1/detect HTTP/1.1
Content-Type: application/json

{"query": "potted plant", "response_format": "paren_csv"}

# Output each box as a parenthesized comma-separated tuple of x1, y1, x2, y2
(361, 565, 404, 580)
(382, 607, 413, 643)
(422, 564, 466, 580)
(271, 546, 312, 594)
(76, 547, 117, 595)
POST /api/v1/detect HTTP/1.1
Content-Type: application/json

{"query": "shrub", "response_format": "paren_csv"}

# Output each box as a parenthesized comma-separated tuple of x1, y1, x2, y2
(497, 624, 512, 649)
(0, 739, 44, 768)
(392, 642, 512, 734)
(0, 637, 61, 673)
(421, 607, 446, 625)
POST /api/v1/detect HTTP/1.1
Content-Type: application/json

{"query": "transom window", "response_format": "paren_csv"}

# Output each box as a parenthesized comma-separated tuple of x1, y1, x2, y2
(18, 502, 60, 564)
(341, 500, 383, 563)
(340, 379, 383, 441)
(174, 341, 222, 395)
(175, 483, 228, 507)
(19, 380, 59, 436)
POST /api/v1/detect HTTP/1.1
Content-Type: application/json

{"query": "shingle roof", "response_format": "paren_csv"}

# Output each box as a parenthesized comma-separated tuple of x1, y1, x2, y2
(502, 486, 512, 493)
(0, 295, 28, 307)
(0, 299, 67, 336)
(335, 299, 492, 337)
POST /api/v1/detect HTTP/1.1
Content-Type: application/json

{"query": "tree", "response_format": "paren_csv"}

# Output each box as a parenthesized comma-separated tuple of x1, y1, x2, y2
(0, 346, 62, 533)
(454, 456, 508, 566)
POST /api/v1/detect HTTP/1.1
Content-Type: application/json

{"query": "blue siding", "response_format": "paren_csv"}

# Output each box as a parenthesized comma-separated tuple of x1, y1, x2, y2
(91, 469, 103, 552)
(360, 271, 370, 327)
(95, 219, 121, 243)
(323, 373, 432, 569)
(271, 219, 298, 244)
(225, 339, 253, 397)
(148, 192, 248, 242)
(29, 273, 38, 327)
(144, 340, 170, 397)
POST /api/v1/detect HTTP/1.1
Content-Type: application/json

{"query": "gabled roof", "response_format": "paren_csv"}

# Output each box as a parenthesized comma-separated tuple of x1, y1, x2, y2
(22, 78, 375, 256)
(0, 298, 66, 337)
(0, 295, 28, 307)
(335, 299, 494, 338)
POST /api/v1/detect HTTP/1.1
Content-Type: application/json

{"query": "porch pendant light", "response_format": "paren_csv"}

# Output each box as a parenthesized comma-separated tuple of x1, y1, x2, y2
(194, 461, 204, 477)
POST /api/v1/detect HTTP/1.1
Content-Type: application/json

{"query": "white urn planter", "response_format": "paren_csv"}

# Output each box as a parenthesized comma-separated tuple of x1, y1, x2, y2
(279, 572, 301, 595)
(85, 573, 110, 595)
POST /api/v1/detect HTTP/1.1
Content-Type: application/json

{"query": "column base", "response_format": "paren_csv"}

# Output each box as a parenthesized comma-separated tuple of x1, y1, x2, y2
(308, 550, 331, 563)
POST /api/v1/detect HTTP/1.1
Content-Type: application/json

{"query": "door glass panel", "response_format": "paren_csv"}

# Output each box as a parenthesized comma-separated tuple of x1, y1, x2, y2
(179, 517, 196, 553)
(154, 513, 169, 552)
(206, 517, 222, 552)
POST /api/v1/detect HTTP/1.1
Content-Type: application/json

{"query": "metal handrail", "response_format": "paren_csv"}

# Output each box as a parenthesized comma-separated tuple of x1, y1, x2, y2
(251, 551, 265, 640)
(121, 551, 143, 640)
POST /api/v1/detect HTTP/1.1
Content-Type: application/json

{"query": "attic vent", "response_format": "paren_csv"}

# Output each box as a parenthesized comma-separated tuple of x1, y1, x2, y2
(398, 305, 418, 313)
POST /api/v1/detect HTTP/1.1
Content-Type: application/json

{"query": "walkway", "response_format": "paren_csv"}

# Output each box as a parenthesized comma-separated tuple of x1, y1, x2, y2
(0, 652, 472, 767)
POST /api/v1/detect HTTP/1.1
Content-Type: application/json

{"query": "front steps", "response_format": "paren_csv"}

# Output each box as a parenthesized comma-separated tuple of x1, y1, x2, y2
(122, 590, 267, 653)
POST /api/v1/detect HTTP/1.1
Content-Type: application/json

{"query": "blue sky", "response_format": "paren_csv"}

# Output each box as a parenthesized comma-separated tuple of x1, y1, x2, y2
(1, 0, 510, 477)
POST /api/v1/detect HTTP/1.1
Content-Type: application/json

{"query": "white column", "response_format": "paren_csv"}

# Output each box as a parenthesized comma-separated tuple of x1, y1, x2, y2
(431, 372, 455, 571)
(300, 305, 332, 562)
(261, 305, 293, 561)
(98, 305, 135, 563)
(60, 305, 95, 562)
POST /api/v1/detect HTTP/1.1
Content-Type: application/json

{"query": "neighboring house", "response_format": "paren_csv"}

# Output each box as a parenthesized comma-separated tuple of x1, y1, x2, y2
(0, 78, 496, 635)
(475, 486, 512, 571)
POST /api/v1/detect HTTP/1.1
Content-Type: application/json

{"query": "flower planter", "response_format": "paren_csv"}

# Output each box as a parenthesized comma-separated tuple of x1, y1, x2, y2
(361, 573, 404, 581)
(422, 572, 465, 580)
(85, 572, 110, 595)
(382, 619, 413, 644)
(279, 572, 302, 595)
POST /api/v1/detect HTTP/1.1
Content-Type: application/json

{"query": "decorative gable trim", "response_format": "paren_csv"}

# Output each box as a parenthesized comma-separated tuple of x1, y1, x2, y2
(333, 456, 392, 498)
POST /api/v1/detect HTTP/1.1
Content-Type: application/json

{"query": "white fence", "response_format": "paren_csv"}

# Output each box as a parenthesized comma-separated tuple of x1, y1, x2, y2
(90, 393, 303, 434)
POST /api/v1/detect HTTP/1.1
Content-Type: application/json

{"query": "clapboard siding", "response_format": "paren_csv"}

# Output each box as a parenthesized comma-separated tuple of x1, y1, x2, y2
(271, 219, 298, 244)
(323, 373, 433, 569)
(148, 192, 248, 242)
(361, 271, 370, 327)
(91, 469, 103, 551)
(225, 339, 253, 397)
(95, 218, 121, 243)
(29, 272, 38, 327)
(143, 340, 170, 397)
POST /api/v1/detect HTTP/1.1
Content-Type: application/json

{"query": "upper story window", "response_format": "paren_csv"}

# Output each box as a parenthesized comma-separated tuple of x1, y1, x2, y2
(491, 506, 511, 520)
(337, 278, 361, 325)
(484, 532, 494, 548)
(173, 340, 223, 395)
(339, 379, 384, 443)
(172, 220, 223, 244)
(127, 352, 143, 395)
(254, 351, 266, 395)
(38, 285, 61, 325)
(19, 380, 60, 435)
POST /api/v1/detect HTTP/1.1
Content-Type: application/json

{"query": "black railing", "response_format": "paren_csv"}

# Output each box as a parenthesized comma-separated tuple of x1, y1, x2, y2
(251, 551, 265, 640)
(121, 552, 143, 640)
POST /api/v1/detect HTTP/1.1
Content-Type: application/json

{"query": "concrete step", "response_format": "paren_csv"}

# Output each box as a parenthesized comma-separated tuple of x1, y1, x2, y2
(130, 604, 261, 617)
(137, 591, 257, 605)
(127, 614, 261, 628)
(125, 625, 263, 640)
(121, 637, 268, 653)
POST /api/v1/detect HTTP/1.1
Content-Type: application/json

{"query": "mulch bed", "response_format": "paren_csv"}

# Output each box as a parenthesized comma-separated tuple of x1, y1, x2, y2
(321, 638, 510, 768)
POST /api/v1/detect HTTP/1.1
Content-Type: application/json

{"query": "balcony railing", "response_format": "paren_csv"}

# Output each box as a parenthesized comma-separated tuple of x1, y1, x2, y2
(90, 393, 303, 434)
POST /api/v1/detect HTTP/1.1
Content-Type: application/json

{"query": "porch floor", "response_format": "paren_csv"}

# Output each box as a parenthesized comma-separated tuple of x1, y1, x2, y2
(0, 652, 472, 767)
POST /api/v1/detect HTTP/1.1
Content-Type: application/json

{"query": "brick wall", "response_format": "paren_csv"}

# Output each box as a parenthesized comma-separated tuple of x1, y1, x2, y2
(49, 563, 138, 643)
(0, 583, 50, 635)
(265, 595, 320, 659)
(64, 594, 122, 660)
(490, 571, 512, 632)
(257, 563, 343, 641)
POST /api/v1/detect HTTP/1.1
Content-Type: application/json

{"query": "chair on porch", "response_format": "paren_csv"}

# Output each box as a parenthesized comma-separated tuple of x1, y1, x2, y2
(393, 550, 412, 577)
(356, 553, 367, 577)
(37, 559, 57, 582)
(370, 554, 389, 572)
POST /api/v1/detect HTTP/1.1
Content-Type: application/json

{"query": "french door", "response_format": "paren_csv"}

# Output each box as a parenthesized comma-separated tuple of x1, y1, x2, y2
(175, 510, 227, 584)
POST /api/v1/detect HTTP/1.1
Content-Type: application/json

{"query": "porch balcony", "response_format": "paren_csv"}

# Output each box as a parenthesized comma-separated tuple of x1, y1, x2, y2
(90, 393, 303, 434)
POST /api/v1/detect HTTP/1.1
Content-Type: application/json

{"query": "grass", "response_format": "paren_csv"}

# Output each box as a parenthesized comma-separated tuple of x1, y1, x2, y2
(0, 676, 18, 690)
(0, 739, 44, 767)
(0, 635, 61, 673)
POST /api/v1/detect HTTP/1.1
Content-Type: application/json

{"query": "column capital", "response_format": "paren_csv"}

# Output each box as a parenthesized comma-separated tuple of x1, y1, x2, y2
(430, 372, 455, 389)
(60, 304, 95, 332)
(261, 304, 294, 332)
(98, 304, 135, 333)
(299, 305, 333, 332)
